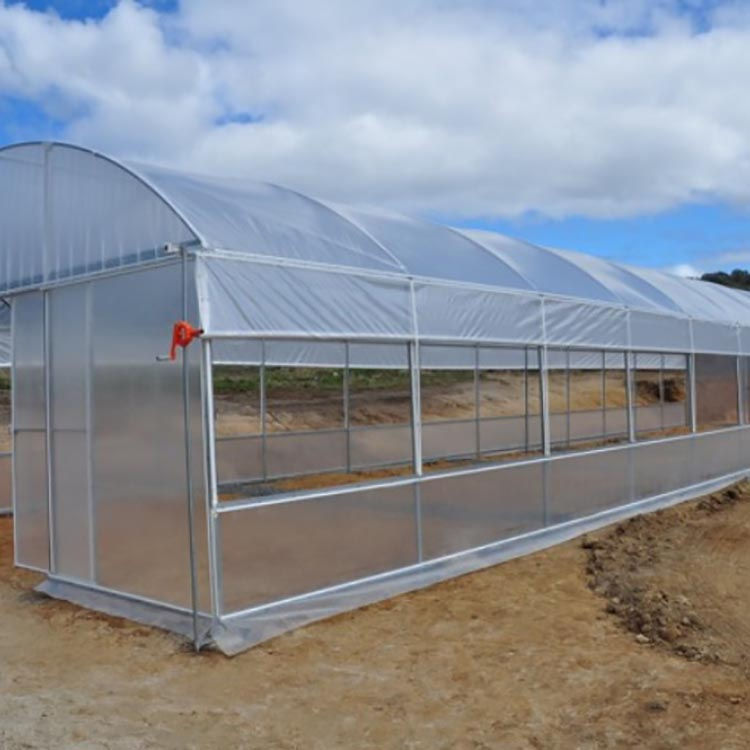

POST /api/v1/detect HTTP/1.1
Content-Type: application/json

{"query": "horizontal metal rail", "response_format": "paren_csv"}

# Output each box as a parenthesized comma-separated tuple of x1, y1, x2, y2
(216, 423, 750, 514)
(218, 464, 750, 624)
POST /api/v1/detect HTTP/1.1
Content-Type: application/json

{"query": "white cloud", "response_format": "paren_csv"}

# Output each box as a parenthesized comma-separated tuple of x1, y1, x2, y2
(668, 262, 703, 278)
(2, 0, 750, 220)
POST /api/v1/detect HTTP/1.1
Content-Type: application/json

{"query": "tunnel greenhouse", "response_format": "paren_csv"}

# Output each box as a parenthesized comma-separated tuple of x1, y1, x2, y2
(1, 141, 750, 653)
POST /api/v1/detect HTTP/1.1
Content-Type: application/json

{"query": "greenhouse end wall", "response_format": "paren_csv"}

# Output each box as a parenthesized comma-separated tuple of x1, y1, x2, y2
(12, 260, 210, 634)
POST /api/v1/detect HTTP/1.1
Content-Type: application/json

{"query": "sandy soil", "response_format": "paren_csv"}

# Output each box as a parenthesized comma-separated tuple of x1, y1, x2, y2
(3, 482, 750, 749)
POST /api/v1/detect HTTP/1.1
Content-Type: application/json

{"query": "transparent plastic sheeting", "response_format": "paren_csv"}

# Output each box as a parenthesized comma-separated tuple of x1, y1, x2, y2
(212, 427, 750, 654)
(3, 142, 750, 354)
(214, 401, 675, 487)
(0, 452, 11, 515)
(212, 338, 683, 370)
(0, 302, 10, 365)
(12, 263, 211, 612)
(196, 255, 743, 356)
(0, 144, 194, 293)
(12, 291, 48, 570)
(133, 157, 750, 329)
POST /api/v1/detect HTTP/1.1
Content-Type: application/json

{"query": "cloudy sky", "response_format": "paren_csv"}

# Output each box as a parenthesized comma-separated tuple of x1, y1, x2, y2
(1, 0, 750, 274)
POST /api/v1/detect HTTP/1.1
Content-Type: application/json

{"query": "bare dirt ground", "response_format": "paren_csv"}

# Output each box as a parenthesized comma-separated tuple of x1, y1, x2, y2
(3, 481, 750, 749)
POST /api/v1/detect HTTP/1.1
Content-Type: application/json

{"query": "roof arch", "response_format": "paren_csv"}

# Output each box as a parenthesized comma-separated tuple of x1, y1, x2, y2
(1, 140, 747, 335)
(0, 141, 198, 291)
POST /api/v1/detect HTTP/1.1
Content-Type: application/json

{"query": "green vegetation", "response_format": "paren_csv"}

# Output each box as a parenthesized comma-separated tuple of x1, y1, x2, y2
(701, 269, 750, 292)
(0, 369, 10, 391)
(213, 365, 473, 395)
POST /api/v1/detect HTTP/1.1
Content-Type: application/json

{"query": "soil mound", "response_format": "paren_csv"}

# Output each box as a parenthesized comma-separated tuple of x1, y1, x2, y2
(584, 480, 750, 672)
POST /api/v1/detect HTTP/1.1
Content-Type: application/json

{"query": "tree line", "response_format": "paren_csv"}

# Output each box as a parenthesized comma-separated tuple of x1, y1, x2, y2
(701, 269, 750, 292)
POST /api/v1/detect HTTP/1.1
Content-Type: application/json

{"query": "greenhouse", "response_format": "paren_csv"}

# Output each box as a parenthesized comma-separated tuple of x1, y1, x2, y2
(1, 141, 750, 653)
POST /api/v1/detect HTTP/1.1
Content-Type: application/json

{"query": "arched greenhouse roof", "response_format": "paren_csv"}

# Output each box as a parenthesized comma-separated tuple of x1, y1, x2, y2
(0, 141, 748, 355)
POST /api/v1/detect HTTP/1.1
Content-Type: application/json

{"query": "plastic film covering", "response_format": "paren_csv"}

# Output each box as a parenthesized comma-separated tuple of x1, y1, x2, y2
(544, 247, 681, 313)
(218, 483, 419, 613)
(0, 143, 195, 292)
(197, 256, 413, 339)
(694, 354, 739, 430)
(216, 435, 263, 485)
(0, 302, 10, 366)
(543, 299, 627, 348)
(413, 283, 542, 344)
(547, 448, 630, 522)
(90, 263, 209, 612)
(329, 205, 533, 289)
(4, 142, 750, 353)
(420, 462, 544, 559)
(0, 300, 10, 512)
(630, 310, 691, 352)
(12, 291, 49, 570)
(624, 264, 750, 326)
(479, 416, 539, 454)
(217, 417, 413, 488)
(212, 339, 410, 368)
(692, 320, 739, 355)
(350, 425, 413, 469)
(266, 431, 347, 478)
(633, 437, 694, 498)
(214, 429, 750, 653)
(0, 452, 11, 515)
(460, 230, 620, 303)
(131, 163, 404, 274)
(48, 283, 92, 580)
(694, 428, 745, 481)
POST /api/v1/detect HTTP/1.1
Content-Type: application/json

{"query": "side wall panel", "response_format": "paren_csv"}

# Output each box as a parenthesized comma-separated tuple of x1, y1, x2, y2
(12, 291, 49, 570)
(90, 263, 208, 611)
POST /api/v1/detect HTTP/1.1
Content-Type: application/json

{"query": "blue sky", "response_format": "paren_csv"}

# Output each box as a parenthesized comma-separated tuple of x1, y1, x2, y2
(451, 204, 750, 275)
(2, 0, 750, 276)
(5, 0, 175, 16)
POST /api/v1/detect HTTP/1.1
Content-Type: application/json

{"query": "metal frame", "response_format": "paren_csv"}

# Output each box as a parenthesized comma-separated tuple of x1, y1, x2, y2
(201, 338, 223, 622)
(180, 249, 201, 650)
(43, 290, 55, 574)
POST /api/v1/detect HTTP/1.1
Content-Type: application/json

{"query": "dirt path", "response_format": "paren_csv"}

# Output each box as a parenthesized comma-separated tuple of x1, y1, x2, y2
(2, 484, 750, 749)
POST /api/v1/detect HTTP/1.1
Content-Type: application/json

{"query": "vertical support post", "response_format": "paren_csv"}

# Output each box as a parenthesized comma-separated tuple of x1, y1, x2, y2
(43, 290, 55, 575)
(539, 346, 551, 528)
(659, 353, 665, 431)
(408, 341, 423, 562)
(10, 298, 17, 557)
(625, 350, 636, 503)
(260, 340, 267, 480)
(43, 143, 55, 571)
(626, 350, 636, 444)
(201, 338, 223, 622)
(736, 354, 744, 426)
(84, 283, 96, 582)
(524, 348, 530, 453)
(601, 350, 607, 439)
(474, 345, 480, 459)
(180, 249, 201, 651)
(736, 326, 744, 427)
(565, 349, 571, 448)
(344, 341, 351, 473)
(539, 346, 551, 458)
(689, 352, 698, 433)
